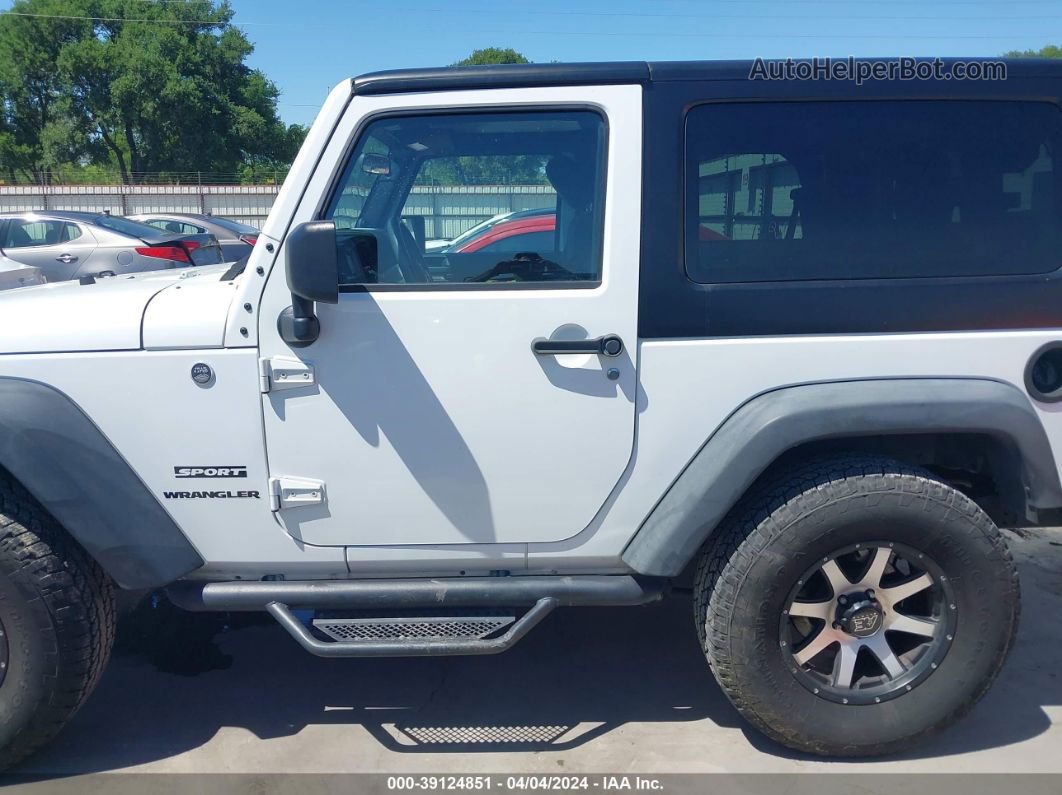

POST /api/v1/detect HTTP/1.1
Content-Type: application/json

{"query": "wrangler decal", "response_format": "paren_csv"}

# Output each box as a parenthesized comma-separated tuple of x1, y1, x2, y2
(163, 490, 260, 499)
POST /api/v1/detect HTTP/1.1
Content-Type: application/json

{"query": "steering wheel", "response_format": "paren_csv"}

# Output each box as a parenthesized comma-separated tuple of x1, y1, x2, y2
(350, 221, 430, 285)
(465, 252, 576, 283)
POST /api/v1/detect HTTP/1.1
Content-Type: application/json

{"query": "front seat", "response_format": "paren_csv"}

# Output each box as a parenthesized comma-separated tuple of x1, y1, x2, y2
(546, 154, 597, 272)
(395, 219, 431, 284)
(6, 224, 32, 248)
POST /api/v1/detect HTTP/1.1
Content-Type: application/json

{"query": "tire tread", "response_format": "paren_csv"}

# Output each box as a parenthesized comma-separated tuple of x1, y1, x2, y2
(0, 468, 115, 770)
(693, 453, 1021, 756)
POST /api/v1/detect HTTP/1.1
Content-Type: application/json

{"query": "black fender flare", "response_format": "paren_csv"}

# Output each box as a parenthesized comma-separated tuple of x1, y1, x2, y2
(621, 378, 1062, 577)
(0, 377, 203, 589)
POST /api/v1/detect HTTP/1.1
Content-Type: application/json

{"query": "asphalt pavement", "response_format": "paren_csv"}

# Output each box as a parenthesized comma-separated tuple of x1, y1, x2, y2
(7, 528, 1061, 779)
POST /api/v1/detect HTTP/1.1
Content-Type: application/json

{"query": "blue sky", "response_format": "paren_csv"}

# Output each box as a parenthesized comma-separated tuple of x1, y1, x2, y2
(6, 0, 1062, 125)
(235, 0, 1062, 125)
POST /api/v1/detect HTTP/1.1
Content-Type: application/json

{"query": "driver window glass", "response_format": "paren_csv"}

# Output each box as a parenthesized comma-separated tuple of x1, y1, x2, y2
(326, 109, 606, 288)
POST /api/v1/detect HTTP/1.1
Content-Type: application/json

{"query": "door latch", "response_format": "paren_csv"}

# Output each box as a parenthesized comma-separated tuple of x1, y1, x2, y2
(259, 356, 315, 393)
(269, 476, 326, 511)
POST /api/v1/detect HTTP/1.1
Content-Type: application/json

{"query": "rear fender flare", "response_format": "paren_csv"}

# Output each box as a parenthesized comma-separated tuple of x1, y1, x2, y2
(621, 378, 1062, 577)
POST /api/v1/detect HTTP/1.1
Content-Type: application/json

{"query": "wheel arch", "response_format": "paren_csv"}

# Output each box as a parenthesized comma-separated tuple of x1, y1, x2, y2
(0, 376, 204, 589)
(622, 377, 1062, 577)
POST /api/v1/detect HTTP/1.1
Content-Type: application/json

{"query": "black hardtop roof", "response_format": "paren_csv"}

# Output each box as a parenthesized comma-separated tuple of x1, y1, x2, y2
(353, 58, 1062, 96)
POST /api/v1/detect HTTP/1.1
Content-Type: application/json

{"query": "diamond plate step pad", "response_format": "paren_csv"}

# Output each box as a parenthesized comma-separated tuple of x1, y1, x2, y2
(312, 615, 516, 642)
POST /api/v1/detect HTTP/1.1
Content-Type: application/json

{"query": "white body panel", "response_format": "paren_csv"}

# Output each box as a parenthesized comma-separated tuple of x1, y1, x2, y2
(525, 330, 1062, 569)
(257, 85, 644, 549)
(0, 269, 185, 353)
(142, 265, 238, 350)
(0, 349, 347, 579)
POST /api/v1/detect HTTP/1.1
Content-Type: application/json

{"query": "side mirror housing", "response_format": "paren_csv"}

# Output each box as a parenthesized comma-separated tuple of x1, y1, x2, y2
(280, 221, 339, 346)
(286, 220, 339, 304)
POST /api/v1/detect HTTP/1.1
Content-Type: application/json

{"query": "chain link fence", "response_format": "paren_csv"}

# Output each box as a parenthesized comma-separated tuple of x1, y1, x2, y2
(0, 182, 557, 234)
(0, 171, 290, 186)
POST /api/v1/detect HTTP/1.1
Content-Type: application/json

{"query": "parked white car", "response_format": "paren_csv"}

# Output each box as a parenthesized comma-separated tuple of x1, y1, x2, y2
(0, 251, 44, 291)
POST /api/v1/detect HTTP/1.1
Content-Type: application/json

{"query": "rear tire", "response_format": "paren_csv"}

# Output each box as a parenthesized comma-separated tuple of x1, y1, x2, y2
(694, 454, 1020, 756)
(0, 469, 115, 770)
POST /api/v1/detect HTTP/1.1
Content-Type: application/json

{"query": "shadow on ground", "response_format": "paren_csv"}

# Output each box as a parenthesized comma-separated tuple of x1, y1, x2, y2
(10, 528, 1062, 775)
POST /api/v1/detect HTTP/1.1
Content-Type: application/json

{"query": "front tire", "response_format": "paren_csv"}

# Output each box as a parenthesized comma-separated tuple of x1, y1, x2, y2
(0, 470, 115, 770)
(694, 454, 1020, 756)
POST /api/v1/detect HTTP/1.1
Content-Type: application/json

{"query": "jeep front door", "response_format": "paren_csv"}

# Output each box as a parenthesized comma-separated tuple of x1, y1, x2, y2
(258, 85, 641, 548)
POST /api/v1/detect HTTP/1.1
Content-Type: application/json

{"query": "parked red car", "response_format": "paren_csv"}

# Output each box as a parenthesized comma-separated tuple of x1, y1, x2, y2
(445, 207, 555, 254)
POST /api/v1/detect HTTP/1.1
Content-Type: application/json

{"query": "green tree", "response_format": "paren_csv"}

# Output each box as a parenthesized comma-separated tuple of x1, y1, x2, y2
(0, 0, 297, 183)
(418, 155, 547, 187)
(0, 0, 89, 181)
(1004, 45, 1062, 58)
(427, 49, 542, 185)
(453, 47, 531, 66)
(239, 122, 307, 183)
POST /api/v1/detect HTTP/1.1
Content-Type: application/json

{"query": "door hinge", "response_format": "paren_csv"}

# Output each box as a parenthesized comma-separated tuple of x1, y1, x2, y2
(259, 356, 315, 393)
(269, 476, 326, 512)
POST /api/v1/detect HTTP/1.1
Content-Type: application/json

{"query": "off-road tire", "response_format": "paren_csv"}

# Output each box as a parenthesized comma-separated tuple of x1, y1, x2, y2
(693, 454, 1020, 757)
(0, 469, 116, 770)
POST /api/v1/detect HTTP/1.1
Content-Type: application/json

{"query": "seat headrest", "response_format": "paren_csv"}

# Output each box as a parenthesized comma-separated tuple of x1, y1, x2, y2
(8, 225, 32, 246)
(546, 155, 595, 210)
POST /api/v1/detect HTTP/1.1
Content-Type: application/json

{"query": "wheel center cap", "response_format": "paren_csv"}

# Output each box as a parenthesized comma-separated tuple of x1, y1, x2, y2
(838, 598, 883, 638)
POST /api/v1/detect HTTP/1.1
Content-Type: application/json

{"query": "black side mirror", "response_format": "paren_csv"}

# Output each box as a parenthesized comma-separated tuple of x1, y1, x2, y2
(280, 221, 339, 346)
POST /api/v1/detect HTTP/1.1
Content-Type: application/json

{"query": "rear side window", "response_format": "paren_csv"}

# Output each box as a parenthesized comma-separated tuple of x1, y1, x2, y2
(95, 215, 166, 238)
(3, 219, 80, 248)
(144, 219, 206, 235)
(207, 217, 259, 235)
(685, 101, 1062, 282)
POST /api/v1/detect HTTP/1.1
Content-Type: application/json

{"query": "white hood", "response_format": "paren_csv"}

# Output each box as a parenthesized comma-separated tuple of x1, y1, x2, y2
(0, 266, 234, 354)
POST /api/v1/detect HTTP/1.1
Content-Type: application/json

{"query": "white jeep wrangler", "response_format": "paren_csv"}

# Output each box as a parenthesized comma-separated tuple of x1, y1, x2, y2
(1, 59, 1059, 765)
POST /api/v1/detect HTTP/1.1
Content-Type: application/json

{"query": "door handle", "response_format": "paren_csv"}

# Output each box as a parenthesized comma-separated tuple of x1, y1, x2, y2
(531, 334, 624, 357)
(55, 254, 78, 264)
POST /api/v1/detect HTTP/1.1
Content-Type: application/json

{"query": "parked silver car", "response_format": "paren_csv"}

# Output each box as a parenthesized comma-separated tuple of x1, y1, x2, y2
(127, 212, 259, 262)
(0, 251, 44, 291)
(0, 211, 224, 283)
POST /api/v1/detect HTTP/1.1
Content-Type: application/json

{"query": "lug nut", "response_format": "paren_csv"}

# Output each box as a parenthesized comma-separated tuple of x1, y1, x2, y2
(838, 595, 848, 605)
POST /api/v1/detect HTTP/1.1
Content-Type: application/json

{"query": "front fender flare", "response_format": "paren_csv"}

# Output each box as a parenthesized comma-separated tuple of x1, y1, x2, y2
(0, 377, 204, 589)
(621, 378, 1062, 577)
